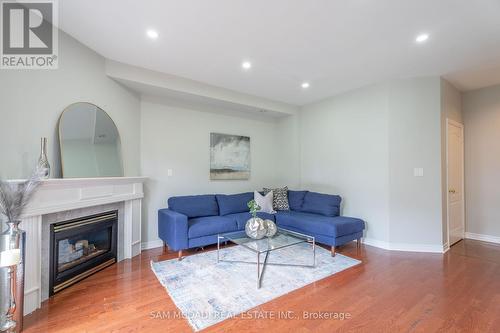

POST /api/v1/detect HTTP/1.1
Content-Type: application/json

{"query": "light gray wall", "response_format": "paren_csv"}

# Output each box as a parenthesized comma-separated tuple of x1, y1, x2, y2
(300, 77, 444, 248)
(440, 79, 463, 245)
(387, 77, 443, 247)
(274, 113, 301, 186)
(140, 98, 300, 244)
(0, 31, 140, 179)
(463, 84, 500, 238)
(300, 84, 391, 242)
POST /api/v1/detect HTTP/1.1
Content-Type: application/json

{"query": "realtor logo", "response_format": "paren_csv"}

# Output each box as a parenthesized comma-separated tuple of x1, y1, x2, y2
(1, 0, 58, 69)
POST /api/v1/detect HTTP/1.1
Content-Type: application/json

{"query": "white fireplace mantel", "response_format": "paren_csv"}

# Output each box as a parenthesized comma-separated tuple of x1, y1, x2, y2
(17, 176, 146, 316)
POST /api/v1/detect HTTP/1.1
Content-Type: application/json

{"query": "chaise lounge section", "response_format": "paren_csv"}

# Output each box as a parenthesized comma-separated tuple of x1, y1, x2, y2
(158, 190, 365, 259)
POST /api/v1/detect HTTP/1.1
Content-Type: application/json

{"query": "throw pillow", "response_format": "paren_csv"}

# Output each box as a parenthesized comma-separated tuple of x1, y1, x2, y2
(263, 186, 290, 211)
(254, 191, 275, 214)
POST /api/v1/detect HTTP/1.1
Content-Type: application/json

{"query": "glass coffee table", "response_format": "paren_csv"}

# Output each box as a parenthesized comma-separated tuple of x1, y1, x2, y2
(217, 228, 315, 288)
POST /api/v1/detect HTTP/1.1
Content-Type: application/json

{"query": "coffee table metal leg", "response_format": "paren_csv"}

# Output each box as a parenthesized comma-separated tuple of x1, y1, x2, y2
(312, 237, 316, 267)
(257, 252, 260, 286)
(257, 251, 270, 289)
(217, 235, 221, 263)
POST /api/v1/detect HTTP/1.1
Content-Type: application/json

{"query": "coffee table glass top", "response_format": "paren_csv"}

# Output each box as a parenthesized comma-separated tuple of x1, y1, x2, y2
(220, 228, 313, 253)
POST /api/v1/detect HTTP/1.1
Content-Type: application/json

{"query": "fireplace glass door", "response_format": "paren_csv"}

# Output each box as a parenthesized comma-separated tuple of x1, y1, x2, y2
(50, 211, 117, 295)
(57, 226, 112, 273)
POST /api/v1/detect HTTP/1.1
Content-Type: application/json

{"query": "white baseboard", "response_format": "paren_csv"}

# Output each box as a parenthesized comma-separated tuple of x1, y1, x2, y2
(142, 236, 497, 253)
(361, 238, 391, 250)
(362, 238, 445, 253)
(141, 239, 164, 250)
(142, 237, 450, 253)
(442, 242, 450, 253)
(465, 232, 500, 245)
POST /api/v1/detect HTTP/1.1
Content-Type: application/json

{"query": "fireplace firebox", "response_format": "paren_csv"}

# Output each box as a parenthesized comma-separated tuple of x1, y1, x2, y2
(49, 211, 118, 295)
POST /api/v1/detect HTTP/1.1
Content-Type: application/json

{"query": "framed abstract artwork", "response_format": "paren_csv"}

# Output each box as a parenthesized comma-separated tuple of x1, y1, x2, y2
(210, 133, 250, 180)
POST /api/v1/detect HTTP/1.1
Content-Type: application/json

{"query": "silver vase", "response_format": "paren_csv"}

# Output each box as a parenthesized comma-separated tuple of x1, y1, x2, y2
(36, 137, 50, 179)
(264, 220, 277, 237)
(245, 217, 267, 239)
(0, 221, 26, 333)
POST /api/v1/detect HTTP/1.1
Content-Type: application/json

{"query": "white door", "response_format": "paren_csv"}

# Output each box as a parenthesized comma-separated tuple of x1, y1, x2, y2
(447, 119, 465, 246)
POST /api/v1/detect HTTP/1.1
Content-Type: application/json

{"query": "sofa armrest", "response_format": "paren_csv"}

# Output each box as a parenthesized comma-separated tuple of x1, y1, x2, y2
(158, 209, 189, 251)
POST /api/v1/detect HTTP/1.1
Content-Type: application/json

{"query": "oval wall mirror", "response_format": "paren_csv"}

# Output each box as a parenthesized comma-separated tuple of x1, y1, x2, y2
(59, 103, 124, 178)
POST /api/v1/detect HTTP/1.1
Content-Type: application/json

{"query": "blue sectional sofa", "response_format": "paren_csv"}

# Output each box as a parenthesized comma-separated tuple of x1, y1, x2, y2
(158, 191, 365, 259)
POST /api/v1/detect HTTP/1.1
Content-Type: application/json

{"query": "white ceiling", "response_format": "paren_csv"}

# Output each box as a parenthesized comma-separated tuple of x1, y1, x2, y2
(59, 0, 500, 105)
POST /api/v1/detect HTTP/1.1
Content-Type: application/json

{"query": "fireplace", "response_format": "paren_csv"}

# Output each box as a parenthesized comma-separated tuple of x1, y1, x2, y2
(49, 211, 118, 295)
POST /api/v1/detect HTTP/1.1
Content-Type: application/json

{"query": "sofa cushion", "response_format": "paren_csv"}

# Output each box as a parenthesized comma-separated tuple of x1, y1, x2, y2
(263, 186, 290, 211)
(168, 195, 219, 218)
(288, 190, 308, 211)
(276, 211, 364, 238)
(254, 191, 275, 214)
(188, 216, 238, 238)
(216, 192, 254, 215)
(301, 192, 341, 217)
(225, 212, 276, 230)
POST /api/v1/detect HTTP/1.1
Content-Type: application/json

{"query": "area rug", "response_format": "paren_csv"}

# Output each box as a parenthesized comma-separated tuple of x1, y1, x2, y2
(151, 243, 360, 331)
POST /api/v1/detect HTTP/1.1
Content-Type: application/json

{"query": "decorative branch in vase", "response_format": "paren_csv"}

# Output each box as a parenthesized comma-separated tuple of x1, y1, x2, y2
(245, 200, 267, 239)
(0, 170, 43, 223)
(0, 170, 43, 333)
(247, 200, 261, 220)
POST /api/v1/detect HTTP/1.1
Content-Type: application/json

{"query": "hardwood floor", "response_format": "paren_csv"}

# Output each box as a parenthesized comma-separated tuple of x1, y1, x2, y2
(24, 239, 500, 332)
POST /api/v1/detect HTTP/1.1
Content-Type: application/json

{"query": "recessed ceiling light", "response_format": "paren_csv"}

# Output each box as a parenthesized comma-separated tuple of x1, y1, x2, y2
(242, 61, 252, 70)
(146, 29, 159, 40)
(415, 33, 429, 43)
(301, 82, 310, 89)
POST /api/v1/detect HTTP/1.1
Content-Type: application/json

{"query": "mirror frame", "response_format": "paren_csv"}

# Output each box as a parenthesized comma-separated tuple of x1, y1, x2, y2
(58, 102, 124, 178)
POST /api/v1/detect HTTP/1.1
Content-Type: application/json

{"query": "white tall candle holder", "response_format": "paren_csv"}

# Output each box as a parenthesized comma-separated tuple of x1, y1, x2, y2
(0, 250, 20, 333)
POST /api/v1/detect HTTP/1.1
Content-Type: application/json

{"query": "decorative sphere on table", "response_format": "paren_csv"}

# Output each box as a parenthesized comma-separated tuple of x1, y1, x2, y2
(245, 217, 267, 239)
(264, 219, 277, 237)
